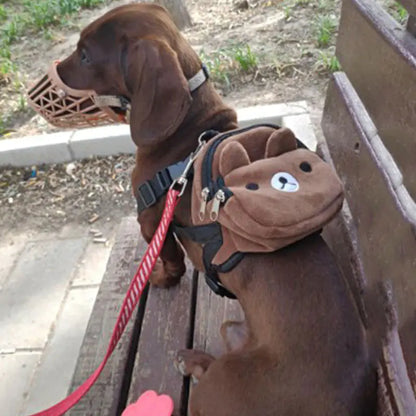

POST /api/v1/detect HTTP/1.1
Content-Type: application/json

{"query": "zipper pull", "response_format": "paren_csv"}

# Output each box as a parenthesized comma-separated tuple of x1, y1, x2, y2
(210, 189, 225, 221)
(199, 187, 210, 221)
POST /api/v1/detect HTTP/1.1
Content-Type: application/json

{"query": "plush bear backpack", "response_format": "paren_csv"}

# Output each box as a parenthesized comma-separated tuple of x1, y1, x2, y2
(176, 124, 344, 296)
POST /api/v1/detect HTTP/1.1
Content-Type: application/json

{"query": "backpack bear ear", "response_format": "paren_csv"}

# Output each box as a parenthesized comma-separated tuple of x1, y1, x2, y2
(219, 141, 251, 177)
(265, 128, 297, 158)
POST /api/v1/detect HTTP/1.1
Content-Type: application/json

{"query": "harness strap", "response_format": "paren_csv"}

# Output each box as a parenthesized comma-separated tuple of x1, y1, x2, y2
(173, 223, 239, 299)
(137, 158, 190, 215)
(136, 130, 218, 215)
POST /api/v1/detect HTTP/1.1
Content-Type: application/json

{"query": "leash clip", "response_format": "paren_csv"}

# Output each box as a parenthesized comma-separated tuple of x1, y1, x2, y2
(171, 133, 207, 196)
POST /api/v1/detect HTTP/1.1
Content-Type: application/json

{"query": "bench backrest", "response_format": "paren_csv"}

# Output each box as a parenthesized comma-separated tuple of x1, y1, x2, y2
(321, 0, 416, 413)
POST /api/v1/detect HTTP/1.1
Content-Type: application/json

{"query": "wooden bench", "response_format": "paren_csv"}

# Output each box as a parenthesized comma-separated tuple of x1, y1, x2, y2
(67, 216, 244, 416)
(320, 0, 416, 412)
(67, 0, 416, 414)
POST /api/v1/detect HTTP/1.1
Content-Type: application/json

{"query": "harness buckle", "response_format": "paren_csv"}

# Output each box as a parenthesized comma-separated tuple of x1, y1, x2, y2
(138, 182, 157, 209)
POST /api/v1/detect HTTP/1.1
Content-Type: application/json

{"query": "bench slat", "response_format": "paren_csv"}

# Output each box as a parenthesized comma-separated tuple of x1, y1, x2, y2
(322, 73, 416, 387)
(68, 217, 146, 416)
(336, 0, 416, 198)
(126, 261, 196, 416)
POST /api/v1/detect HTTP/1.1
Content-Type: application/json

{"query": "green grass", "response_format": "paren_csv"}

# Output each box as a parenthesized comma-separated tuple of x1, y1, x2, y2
(0, 5, 7, 21)
(315, 15, 337, 47)
(315, 50, 341, 73)
(233, 44, 258, 72)
(200, 44, 259, 88)
(389, 1, 408, 24)
(0, 57, 16, 83)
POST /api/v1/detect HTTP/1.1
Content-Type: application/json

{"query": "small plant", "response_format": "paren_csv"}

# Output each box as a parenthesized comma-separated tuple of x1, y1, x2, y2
(283, 6, 293, 21)
(317, 0, 332, 12)
(0, 117, 7, 138)
(0, 58, 17, 84)
(2, 17, 24, 44)
(25, 1, 59, 29)
(58, 0, 81, 15)
(200, 49, 232, 87)
(79, 0, 106, 7)
(389, 2, 408, 24)
(233, 44, 258, 72)
(18, 93, 27, 112)
(0, 5, 7, 21)
(315, 15, 337, 47)
(295, 0, 310, 5)
(0, 42, 11, 59)
(200, 43, 259, 88)
(315, 50, 341, 73)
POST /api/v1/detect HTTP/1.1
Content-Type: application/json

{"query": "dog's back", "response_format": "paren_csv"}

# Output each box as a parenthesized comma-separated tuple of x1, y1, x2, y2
(190, 233, 377, 416)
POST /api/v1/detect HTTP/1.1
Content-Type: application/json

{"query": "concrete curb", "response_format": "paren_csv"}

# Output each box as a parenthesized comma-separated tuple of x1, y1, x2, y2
(0, 101, 316, 167)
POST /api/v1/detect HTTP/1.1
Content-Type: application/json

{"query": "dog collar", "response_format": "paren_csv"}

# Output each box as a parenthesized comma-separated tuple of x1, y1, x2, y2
(94, 64, 210, 123)
(188, 63, 210, 92)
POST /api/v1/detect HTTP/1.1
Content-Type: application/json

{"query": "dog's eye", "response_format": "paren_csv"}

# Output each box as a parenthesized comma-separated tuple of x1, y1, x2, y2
(80, 49, 90, 65)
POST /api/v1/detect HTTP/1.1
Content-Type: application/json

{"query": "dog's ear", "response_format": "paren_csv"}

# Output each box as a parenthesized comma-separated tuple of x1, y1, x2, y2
(219, 141, 251, 177)
(265, 128, 297, 158)
(126, 37, 192, 146)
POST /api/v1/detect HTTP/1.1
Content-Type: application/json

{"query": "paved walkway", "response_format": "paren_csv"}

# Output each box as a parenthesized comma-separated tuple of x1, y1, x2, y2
(0, 223, 116, 416)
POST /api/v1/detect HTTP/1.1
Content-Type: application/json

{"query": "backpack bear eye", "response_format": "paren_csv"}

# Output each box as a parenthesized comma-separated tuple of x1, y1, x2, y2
(271, 172, 299, 192)
(246, 183, 259, 190)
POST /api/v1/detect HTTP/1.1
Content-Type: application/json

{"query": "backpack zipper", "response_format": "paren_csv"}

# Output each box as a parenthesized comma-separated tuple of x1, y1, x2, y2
(210, 189, 226, 221)
(199, 187, 210, 221)
(201, 123, 280, 198)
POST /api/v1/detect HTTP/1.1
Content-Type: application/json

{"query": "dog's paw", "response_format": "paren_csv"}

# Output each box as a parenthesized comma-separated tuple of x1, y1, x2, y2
(149, 260, 185, 288)
(174, 349, 215, 381)
(174, 351, 189, 376)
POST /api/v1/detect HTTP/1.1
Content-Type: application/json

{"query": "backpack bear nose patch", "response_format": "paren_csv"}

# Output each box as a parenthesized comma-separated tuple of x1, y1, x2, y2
(271, 172, 299, 192)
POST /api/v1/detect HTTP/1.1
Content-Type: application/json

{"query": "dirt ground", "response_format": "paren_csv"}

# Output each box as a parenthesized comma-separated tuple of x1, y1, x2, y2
(0, 0, 341, 235)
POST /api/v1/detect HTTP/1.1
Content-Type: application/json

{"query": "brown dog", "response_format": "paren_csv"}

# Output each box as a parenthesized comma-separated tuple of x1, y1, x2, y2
(57, 4, 377, 415)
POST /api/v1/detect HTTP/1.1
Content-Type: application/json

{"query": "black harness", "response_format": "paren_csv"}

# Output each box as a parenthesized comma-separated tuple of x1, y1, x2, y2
(135, 128, 310, 299)
(135, 129, 237, 298)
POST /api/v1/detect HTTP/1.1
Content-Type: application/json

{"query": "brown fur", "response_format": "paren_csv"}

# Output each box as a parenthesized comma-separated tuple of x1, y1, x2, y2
(57, 4, 377, 415)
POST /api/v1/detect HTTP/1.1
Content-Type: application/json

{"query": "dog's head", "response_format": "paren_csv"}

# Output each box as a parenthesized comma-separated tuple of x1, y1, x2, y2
(57, 4, 198, 145)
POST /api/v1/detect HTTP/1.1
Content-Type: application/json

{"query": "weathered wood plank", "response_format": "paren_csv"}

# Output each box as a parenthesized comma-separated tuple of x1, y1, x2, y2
(335, 0, 416, 198)
(127, 261, 196, 416)
(193, 273, 244, 358)
(68, 217, 147, 416)
(318, 143, 369, 329)
(322, 72, 416, 388)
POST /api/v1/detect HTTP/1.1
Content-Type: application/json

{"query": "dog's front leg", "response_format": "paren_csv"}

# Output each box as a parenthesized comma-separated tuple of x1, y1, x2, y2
(139, 208, 186, 288)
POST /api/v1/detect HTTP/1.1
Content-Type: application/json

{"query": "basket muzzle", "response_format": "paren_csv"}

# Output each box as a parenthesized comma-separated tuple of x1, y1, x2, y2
(27, 61, 128, 129)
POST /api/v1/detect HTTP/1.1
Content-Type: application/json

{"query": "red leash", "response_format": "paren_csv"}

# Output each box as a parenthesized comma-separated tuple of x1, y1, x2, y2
(29, 189, 181, 416)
